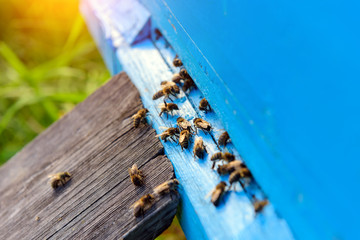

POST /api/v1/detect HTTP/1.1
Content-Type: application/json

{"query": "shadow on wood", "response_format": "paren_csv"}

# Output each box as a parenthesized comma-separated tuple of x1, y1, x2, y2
(0, 72, 179, 240)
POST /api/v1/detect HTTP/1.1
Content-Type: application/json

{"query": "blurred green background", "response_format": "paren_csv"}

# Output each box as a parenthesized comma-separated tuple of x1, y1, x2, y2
(0, 0, 185, 239)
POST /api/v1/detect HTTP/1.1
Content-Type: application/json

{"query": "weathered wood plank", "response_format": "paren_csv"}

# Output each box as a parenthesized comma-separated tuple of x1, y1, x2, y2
(0, 72, 179, 240)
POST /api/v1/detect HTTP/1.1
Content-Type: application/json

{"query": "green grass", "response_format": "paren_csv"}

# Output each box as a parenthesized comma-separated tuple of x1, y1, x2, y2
(0, 0, 110, 165)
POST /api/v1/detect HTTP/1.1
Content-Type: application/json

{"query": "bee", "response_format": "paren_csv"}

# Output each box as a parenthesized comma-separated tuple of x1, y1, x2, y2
(193, 118, 212, 134)
(153, 85, 178, 102)
(199, 98, 212, 113)
(160, 81, 180, 94)
(179, 129, 191, 151)
(211, 152, 235, 168)
(182, 78, 196, 92)
(253, 196, 269, 213)
(156, 127, 180, 142)
(217, 160, 246, 175)
(153, 179, 179, 197)
(172, 73, 183, 84)
(193, 137, 207, 159)
(49, 172, 71, 189)
(179, 67, 190, 79)
(176, 117, 193, 132)
(173, 57, 183, 67)
(218, 131, 230, 148)
(128, 164, 144, 186)
(210, 181, 227, 206)
(132, 108, 149, 128)
(131, 194, 155, 217)
(154, 28, 162, 40)
(159, 102, 179, 118)
(229, 167, 252, 192)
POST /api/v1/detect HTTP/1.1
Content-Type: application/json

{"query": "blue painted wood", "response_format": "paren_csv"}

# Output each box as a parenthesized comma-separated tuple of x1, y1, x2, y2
(136, 1, 360, 240)
(81, 1, 295, 239)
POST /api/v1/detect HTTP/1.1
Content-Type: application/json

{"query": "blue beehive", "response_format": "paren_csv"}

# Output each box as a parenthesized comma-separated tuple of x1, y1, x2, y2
(81, 0, 360, 239)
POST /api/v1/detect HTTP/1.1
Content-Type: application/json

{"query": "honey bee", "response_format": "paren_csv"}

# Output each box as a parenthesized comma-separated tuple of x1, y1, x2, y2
(179, 67, 190, 79)
(193, 137, 207, 159)
(211, 152, 235, 168)
(132, 108, 149, 128)
(210, 181, 227, 206)
(160, 81, 180, 94)
(172, 73, 183, 84)
(193, 118, 212, 134)
(131, 194, 155, 217)
(179, 129, 191, 151)
(156, 127, 180, 142)
(182, 78, 196, 92)
(49, 172, 71, 189)
(173, 57, 183, 67)
(128, 164, 144, 186)
(253, 196, 269, 213)
(229, 167, 252, 191)
(217, 160, 246, 175)
(153, 179, 179, 197)
(176, 117, 193, 132)
(199, 98, 212, 113)
(154, 28, 162, 40)
(159, 102, 179, 118)
(153, 85, 178, 102)
(218, 131, 230, 149)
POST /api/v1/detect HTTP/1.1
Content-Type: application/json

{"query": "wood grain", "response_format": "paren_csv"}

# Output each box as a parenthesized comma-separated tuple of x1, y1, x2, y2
(0, 72, 179, 240)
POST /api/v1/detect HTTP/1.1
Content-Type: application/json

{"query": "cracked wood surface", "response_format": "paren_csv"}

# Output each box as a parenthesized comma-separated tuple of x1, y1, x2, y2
(0, 72, 179, 240)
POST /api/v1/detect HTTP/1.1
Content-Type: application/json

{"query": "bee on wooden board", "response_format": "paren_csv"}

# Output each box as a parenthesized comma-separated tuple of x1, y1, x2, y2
(172, 73, 183, 84)
(179, 129, 191, 151)
(156, 127, 180, 142)
(193, 118, 212, 134)
(128, 164, 144, 186)
(218, 131, 230, 149)
(49, 172, 71, 189)
(173, 57, 183, 67)
(132, 108, 149, 128)
(252, 195, 269, 213)
(217, 160, 246, 175)
(153, 179, 179, 197)
(211, 152, 235, 169)
(229, 167, 252, 192)
(159, 102, 179, 119)
(210, 181, 227, 207)
(176, 117, 193, 132)
(179, 67, 190, 79)
(199, 98, 212, 113)
(131, 194, 155, 217)
(182, 78, 196, 93)
(193, 137, 207, 160)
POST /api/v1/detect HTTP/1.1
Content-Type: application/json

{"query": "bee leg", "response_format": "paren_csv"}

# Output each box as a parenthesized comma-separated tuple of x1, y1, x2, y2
(239, 180, 247, 193)
(211, 161, 216, 169)
(159, 111, 163, 117)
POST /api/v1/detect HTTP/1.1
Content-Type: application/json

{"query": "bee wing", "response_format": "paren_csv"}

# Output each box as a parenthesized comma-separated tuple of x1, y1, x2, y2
(159, 126, 169, 130)
(158, 103, 166, 108)
(197, 120, 210, 129)
(211, 189, 222, 204)
(155, 132, 166, 137)
(179, 133, 186, 143)
(205, 189, 215, 199)
(161, 81, 175, 87)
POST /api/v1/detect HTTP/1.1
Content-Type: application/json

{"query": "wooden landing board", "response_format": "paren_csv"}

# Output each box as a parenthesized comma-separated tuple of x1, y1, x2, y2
(0, 72, 179, 240)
